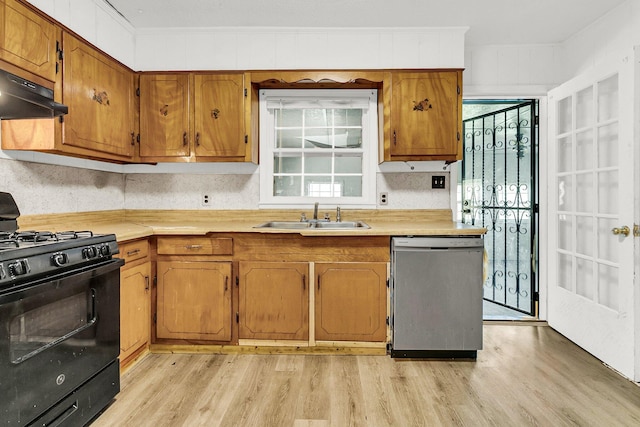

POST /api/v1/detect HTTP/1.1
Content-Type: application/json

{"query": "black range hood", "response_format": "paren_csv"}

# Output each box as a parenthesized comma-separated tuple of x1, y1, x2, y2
(0, 68, 68, 120)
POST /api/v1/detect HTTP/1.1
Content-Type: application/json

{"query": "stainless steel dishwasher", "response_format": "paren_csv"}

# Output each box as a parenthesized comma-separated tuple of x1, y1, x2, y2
(390, 236, 484, 358)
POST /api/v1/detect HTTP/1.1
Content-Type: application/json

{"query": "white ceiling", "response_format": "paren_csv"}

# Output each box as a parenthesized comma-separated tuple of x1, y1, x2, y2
(105, 0, 625, 45)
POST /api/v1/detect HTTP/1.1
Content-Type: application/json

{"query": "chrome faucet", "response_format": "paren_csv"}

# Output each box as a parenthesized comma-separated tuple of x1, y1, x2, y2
(313, 202, 319, 221)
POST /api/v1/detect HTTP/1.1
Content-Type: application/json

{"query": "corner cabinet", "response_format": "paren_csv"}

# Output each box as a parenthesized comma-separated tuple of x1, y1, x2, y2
(238, 261, 309, 341)
(1, 31, 137, 162)
(117, 239, 151, 369)
(139, 72, 253, 163)
(0, 0, 58, 82)
(315, 262, 387, 342)
(383, 70, 463, 162)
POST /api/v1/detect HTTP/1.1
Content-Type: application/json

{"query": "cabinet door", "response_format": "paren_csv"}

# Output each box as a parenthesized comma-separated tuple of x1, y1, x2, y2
(389, 71, 461, 158)
(0, 0, 57, 82)
(315, 262, 387, 342)
(139, 74, 190, 157)
(193, 73, 245, 158)
(157, 261, 232, 341)
(120, 262, 150, 364)
(239, 261, 309, 340)
(61, 32, 135, 157)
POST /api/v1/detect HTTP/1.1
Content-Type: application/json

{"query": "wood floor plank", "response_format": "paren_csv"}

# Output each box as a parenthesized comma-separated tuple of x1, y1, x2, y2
(92, 325, 640, 427)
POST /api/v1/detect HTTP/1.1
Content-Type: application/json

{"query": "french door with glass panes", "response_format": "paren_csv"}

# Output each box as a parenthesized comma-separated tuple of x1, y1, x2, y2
(546, 49, 639, 381)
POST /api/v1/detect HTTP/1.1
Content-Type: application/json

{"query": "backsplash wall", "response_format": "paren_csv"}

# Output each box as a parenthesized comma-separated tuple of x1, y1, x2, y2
(1, 156, 450, 215)
(0, 158, 125, 215)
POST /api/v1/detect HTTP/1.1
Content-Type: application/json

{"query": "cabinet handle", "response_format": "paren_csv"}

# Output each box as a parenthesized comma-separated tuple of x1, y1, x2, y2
(317, 275, 320, 291)
(130, 132, 135, 146)
(185, 245, 203, 250)
(302, 274, 306, 290)
(183, 132, 188, 146)
(224, 276, 228, 292)
(144, 276, 150, 291)
(196, 132, 200, 146)
(126, 249, 141, 256)
(393, 130, 397, 145)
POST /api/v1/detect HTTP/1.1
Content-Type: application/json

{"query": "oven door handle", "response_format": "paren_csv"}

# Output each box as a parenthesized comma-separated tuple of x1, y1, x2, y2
(12, 288, 98, 365)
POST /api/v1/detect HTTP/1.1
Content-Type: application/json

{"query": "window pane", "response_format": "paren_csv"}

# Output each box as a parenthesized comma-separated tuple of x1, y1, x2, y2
(274, 154, 302, 173)
(335, 128, 362, 148)
(304, 128, 331, 149)
(276, 109, 302, 127)
(334, 109, 363, 126)
(276, 128, 303, 148)
(335, 155, 362, 173)
(305, 177, 338, 197)
(304, 156, 332, 174)
(274, 176, 302, 196)
(305, 109, 329, 127)
(336, 176, 362, 197)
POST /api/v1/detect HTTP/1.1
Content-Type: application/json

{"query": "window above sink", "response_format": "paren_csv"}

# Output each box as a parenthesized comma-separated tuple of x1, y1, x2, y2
(259, 89, 378, 209)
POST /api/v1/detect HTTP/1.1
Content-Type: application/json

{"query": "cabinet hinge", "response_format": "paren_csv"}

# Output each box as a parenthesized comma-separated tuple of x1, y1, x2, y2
(457, 85, 460, 95)
(56, 41, 63, 60)
(533, 291, 539, 302)
(153, 313, 157, 324)
(153, 276, 157, 287)
(457, 131, 460, 141)
(386, 278, 389, 288)
(386, 316, 390, 326)
(137, 134, 141, 143)
(235, 276, 239, 287)
(244, 88, 247, 97)
(244, 135, 248, 144)
(533, 203, 539, 214)
(59, 115, 64, 123)
(55, 62, 59, 74)
(236, 312, 239, 323)
(136, 87, 140, 97)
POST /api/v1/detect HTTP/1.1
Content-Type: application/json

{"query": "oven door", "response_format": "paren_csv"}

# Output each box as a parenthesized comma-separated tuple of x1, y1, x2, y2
(0, 258, 123, 425)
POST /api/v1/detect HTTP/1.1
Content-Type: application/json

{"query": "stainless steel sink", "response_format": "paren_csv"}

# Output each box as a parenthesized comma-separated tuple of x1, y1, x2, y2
(254, 220, 369, 230)
(253, 221, 313, 229)
(313, 221, 370, 229)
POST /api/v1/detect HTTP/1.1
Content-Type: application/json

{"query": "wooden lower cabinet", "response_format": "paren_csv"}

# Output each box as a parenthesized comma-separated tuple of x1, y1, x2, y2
(120, 262, 151, 365)
(238, 261, 309, 341)
(156, 260, 232, 341)
(315, 262, 388, 342)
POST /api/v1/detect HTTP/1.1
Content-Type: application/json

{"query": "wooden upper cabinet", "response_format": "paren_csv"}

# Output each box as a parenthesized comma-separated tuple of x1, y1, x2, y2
(139, 72, 249, 162)
(0, 0, 58, 82)
(62, 32, 136, 157)
(384, 70, 462, 161)
(139, 74, 190, 157)
(194, 73, 245, 158)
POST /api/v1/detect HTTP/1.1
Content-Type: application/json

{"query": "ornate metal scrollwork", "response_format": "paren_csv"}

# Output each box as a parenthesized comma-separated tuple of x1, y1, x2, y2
(92, 89, 110, 106)
(211, 108, 220, 119)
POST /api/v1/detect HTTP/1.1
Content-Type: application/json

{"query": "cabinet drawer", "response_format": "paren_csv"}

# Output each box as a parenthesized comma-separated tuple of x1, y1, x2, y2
(118, 239, 150, 264)
(157, 237, 233, 255)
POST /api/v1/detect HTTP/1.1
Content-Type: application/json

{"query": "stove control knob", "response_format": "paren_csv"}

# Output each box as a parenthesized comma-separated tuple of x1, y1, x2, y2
(8, 259, 30, 277)
(99, 245, 111, 256)
(83, 246, 98, 259)
(51, 252, 69, 267)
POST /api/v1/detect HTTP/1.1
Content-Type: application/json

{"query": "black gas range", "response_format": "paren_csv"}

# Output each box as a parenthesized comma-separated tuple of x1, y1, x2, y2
(0, 192, 124, 426)
(0, 230, 120, 290)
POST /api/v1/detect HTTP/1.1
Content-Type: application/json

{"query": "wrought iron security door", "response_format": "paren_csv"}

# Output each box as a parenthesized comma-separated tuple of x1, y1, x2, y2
(461, 100, 537, 315)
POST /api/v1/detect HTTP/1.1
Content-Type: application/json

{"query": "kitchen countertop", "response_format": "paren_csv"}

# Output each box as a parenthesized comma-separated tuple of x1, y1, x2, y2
(17, 209, 486, 242)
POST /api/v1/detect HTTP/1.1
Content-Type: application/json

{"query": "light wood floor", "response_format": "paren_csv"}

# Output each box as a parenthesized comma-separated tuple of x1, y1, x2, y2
(92, 324, 640, 427)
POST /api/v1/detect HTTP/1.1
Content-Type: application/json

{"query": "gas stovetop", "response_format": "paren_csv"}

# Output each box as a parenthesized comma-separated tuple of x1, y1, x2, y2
(0, 230, 120, 289)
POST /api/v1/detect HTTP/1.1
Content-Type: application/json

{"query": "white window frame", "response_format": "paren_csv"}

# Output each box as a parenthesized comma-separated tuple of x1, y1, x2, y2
(259, 88, 378, 208)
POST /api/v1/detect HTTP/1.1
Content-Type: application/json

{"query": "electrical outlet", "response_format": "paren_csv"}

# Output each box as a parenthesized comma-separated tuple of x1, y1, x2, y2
(201, 194, 212, 207)
(379, 192, 388, 205)
(432, 176, 446, 189)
